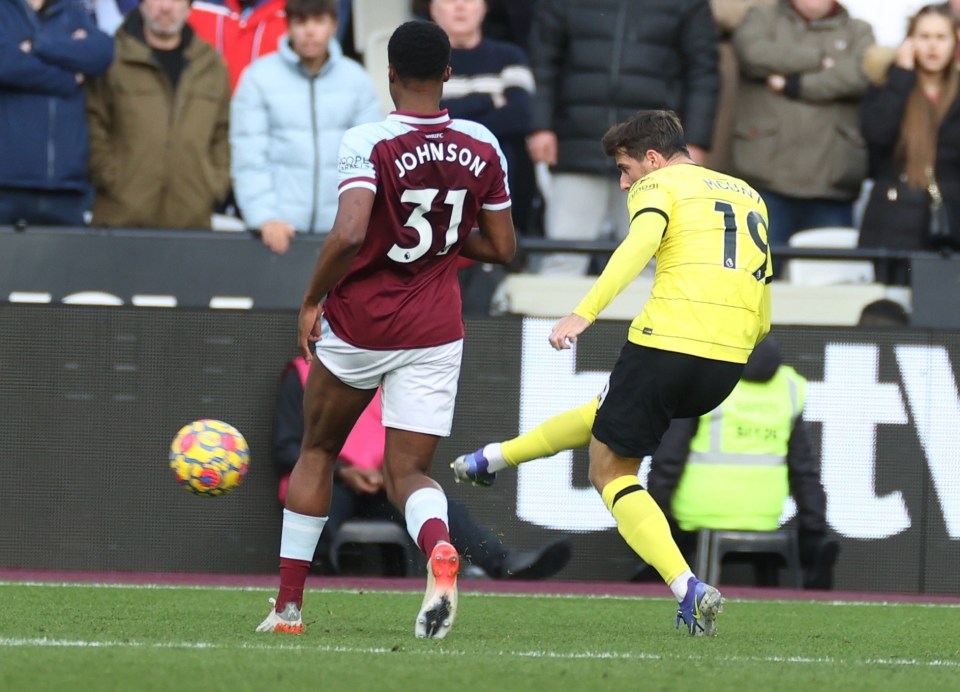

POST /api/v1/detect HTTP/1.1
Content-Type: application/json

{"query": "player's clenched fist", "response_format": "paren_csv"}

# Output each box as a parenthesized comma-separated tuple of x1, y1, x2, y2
(549, 313, 591, 350)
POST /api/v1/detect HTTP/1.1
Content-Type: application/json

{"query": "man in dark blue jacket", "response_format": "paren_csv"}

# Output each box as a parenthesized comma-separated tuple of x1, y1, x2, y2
(526, 0, 720, 275)
(0, 0, 113, 226)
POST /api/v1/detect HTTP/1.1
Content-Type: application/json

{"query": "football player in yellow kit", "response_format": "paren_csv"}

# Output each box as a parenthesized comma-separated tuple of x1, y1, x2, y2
(455, 110, 772, 636)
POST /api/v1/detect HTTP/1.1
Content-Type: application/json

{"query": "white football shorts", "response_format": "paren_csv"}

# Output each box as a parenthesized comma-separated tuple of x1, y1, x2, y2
(315, 317, 463, 436)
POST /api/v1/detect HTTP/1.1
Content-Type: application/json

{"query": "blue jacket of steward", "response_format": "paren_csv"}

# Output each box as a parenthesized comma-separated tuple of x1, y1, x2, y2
(0, 0, 113, 191)
(230, 36, 382, 233)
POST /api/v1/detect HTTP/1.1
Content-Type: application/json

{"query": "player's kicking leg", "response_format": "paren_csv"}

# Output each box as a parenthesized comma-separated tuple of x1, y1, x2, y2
(385, 427, 460, 639)
(257, 361, 375, 634)
(451, 400, 597, 485)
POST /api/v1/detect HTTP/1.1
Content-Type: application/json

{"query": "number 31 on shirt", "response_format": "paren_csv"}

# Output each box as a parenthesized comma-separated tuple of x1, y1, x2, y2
(389, 188, 466, 263)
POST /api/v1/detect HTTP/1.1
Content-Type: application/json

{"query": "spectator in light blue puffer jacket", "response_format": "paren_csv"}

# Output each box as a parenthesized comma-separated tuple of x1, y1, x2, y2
(229, 0, 382, 254)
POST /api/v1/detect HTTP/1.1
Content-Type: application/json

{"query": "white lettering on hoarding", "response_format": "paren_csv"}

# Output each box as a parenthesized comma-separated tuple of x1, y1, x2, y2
(895, 346, 960, 538)
(805, 344, 910, 539)
(516, 319, 613, 531)
(516, 318, 960, 540)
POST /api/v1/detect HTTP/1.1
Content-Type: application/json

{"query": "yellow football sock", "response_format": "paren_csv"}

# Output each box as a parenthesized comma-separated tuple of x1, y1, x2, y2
(501, 401, 597, 466)
(601, 475, 690, 585)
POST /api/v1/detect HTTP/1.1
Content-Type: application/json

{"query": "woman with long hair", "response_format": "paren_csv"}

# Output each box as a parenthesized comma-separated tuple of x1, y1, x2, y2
(859, 3, 960, 284)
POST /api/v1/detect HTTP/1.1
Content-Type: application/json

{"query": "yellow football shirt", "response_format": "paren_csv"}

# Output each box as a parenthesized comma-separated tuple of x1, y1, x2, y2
(573, 163, 772, 364)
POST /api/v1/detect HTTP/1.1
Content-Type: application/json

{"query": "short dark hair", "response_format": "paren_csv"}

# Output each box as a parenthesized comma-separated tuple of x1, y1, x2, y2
(286, 0, 337, 22)
(388, 20, 450, 82)
(601, 110, 690, 161)
(857, 299, 910, 327)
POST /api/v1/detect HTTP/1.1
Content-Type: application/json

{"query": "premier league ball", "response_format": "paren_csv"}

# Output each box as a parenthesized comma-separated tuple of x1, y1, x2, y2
(169, 419, 250, 497)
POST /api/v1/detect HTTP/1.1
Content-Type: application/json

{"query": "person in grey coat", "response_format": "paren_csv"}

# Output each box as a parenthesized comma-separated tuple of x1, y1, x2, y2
(731, 0, 874, 255)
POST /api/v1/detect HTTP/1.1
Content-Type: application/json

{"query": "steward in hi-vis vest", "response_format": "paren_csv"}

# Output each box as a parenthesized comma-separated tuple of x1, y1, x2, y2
(671, 360, 805, 532)
(646, 337, 838, 588)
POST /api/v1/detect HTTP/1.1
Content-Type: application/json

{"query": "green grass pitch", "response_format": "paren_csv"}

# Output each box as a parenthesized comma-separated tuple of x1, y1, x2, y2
(0, 583, 957, 691)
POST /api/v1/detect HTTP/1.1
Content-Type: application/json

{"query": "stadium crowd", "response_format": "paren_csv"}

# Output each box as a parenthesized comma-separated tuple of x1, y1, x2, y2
(2, 0, 958, 283)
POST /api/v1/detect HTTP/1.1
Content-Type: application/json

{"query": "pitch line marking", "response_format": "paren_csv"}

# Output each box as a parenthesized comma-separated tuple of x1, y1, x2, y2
(0, 637, 957, 669)
(0, 582, 957, 609)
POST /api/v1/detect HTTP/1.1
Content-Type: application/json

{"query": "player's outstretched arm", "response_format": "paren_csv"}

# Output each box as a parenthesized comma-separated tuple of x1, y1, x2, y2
(460, 207, 516, 264)
(571, 211, 665, 326)
(297, 189, 375, 361)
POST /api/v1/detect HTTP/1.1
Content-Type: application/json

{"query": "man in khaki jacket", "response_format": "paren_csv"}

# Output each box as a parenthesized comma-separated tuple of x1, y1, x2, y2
(730, 0, 874, 254)
(86, 0, 230, 229)
(704, 0, 775, 172)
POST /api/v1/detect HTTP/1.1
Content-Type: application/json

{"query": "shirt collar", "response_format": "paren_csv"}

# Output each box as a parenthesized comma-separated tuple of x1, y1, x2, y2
(387, 110, 451, 127)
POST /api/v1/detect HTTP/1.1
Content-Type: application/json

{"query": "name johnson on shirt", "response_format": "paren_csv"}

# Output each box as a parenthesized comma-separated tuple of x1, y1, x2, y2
(392, 141, 489, 179)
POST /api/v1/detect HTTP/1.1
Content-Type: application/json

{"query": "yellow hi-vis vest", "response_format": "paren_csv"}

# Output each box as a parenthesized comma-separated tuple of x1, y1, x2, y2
(671, 365, 806, 532)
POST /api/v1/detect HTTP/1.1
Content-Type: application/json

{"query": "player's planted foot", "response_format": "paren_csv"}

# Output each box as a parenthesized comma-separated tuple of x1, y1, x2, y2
(256, 598, 304, 634)
(675, 577, 724, 636)
(450, 448, 496, 486)
(416, 542, 459, 639)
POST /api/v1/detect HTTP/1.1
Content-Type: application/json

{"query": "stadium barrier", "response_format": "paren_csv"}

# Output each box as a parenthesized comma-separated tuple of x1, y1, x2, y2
(0, 226, 320, 310)
(0, 302, 957, 594)
(3, 226, 959, 326)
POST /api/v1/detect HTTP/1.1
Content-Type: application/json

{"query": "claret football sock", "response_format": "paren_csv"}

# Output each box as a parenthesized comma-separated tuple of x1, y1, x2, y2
(276, 509, 327, 610)
(405, 487, 451, 555)
(501, 400, 596, 466)
(601, 475, 690, 586)
(277, 559, 312, 611)
(417, 518, 450, 555)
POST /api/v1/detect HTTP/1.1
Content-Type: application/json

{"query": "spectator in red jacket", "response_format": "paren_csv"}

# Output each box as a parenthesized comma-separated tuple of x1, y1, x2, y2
(189, 0, 287, 91)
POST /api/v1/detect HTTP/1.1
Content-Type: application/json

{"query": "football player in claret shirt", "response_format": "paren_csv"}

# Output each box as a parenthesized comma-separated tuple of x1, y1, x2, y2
(455, 110, 772, 636)
(257, 20, 516, 640)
